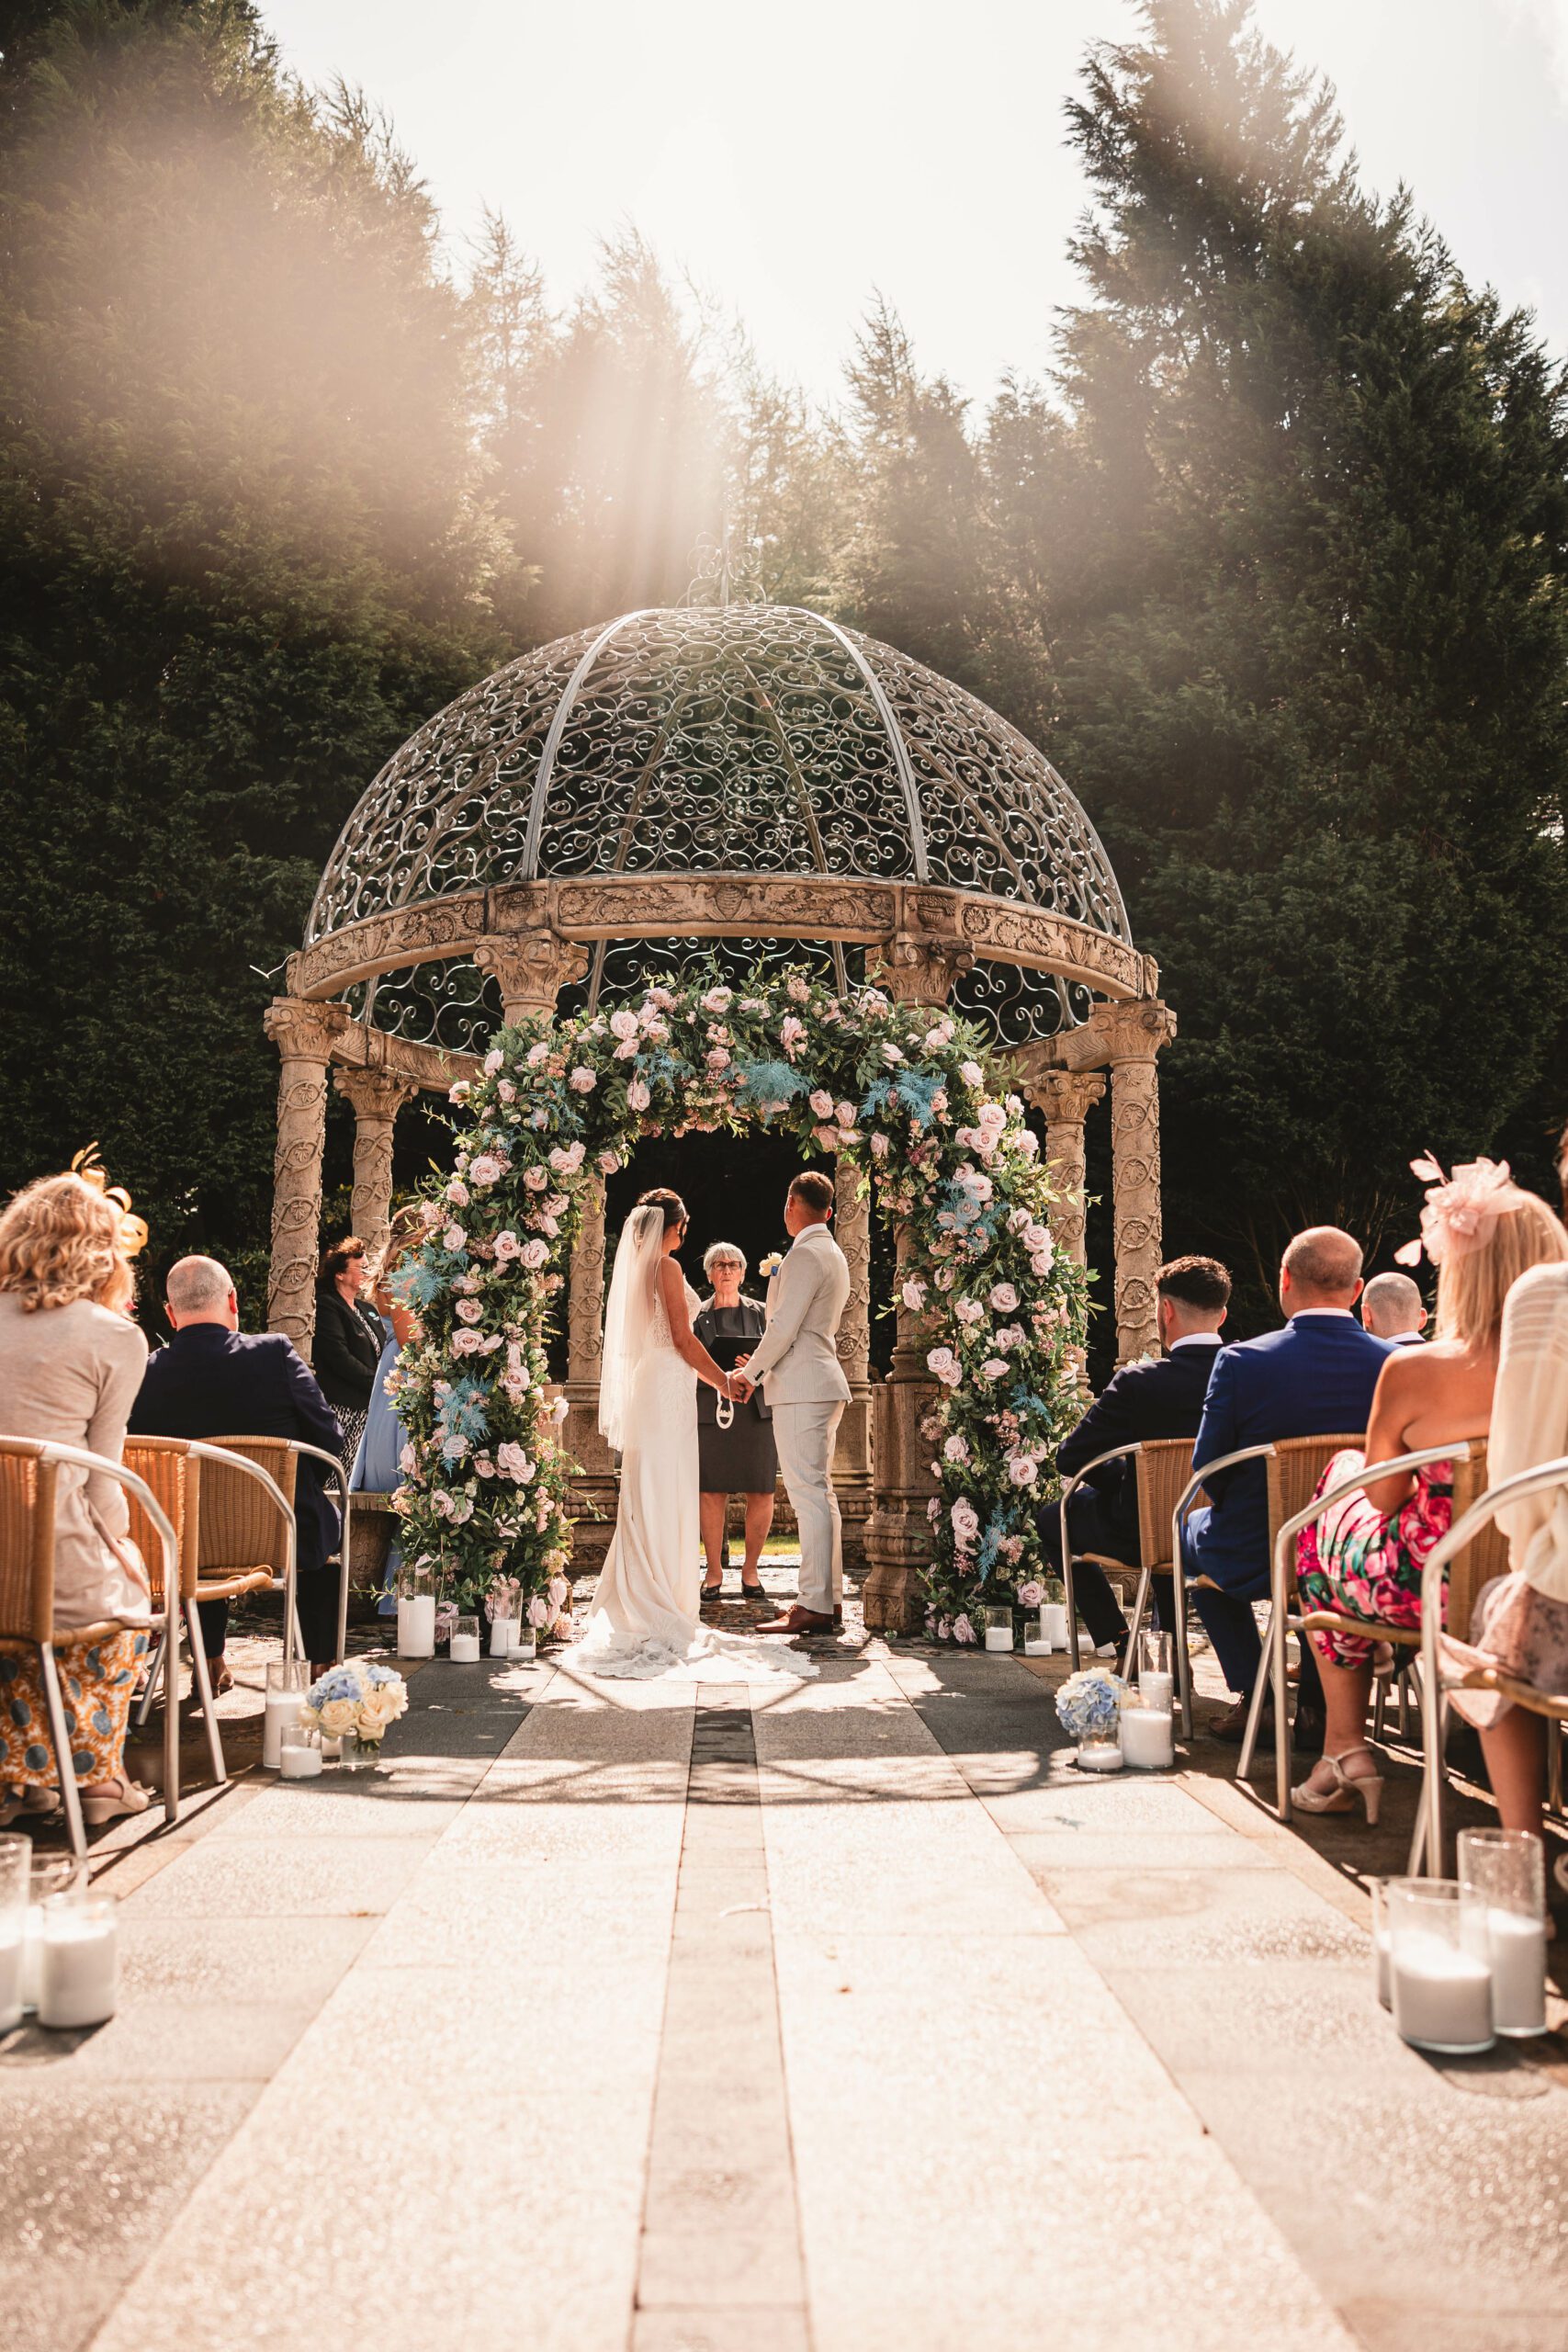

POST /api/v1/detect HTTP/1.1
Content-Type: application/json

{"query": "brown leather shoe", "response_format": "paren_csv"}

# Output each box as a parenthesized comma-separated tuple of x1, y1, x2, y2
(757, 1605, 836, 1636)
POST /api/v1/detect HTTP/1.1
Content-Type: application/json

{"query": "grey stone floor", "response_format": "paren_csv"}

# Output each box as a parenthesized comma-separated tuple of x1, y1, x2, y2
(5, 1593, 1567, 2352)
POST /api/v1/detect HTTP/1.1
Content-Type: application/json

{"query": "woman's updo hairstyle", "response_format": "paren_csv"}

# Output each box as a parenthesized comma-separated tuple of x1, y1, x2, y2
(637, 1188, 688, 1233)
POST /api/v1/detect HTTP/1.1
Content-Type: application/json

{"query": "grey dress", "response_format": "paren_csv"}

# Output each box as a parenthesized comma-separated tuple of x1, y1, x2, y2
(694, 1299, 778, 1495)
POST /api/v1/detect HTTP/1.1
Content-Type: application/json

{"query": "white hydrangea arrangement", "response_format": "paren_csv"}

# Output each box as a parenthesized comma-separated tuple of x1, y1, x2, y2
(303, 1659, 409, 1748)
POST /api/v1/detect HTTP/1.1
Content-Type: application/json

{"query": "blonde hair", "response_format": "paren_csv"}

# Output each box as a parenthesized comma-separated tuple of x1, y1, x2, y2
(1436, 1190, 1568, 1347)
(0, 1172, 137, 1315)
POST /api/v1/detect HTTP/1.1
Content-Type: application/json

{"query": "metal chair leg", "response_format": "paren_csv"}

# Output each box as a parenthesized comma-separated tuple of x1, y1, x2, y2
(1062, 1547, 1082, 1672)
(185, 1600, 227, 1788)
(1272, 1602, 1293, 1823)
(133, 1624, 169, 1729)
(1421, 1686, 1449, 1879)
(38, 1642, 87, 1860)
(1548, 1717, 1563, 1817)
(1236, 1611, 1273, 1781)
(1371, 1678, 1387, 1746)
(1171, 1546, 1193, 1740)
(1122, 1565, 1153, 1681)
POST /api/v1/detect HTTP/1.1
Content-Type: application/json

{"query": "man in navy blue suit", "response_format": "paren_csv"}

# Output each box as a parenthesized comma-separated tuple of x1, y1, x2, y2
(1038, 1256, 1231, 1654)
(129, 1256, 344, 1678)
(1186, 1227, 1393, 1735)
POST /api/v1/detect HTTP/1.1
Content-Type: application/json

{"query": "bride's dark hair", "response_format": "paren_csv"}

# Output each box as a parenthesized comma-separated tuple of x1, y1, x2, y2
(637, 1188, 688, 1233)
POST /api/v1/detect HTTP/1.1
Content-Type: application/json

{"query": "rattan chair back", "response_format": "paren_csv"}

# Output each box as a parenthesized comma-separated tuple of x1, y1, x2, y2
(197, 1437, 296, 1579)
(1134, 1440, 1196, 1570)
(123, 1437, 201, 1610)
(1266, 1435, 1366, 1550)
(0, 1436, 58, 1645)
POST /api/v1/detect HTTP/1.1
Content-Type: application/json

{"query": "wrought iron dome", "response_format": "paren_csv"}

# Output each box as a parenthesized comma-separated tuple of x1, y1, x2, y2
(304, 605, 1137, 1049)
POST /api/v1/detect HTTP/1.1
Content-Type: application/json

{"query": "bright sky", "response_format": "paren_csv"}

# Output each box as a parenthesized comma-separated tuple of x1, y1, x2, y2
(263, 0, 1568, 407)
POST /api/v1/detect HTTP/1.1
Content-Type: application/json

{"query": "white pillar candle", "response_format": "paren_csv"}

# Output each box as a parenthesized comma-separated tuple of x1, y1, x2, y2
(1391, 1932, 1493, 2052)
(490, 1614, 518, 1658)
(1139, 1669, 1175, 1715)
(985, 1625, 1013, 1653)
(449, 1634, 481, 1663)
(1041, 1603, 1069, 1649)
(400, 1593, 436, 1659)
(279, 1741, 323, 1781)
(38, 1909, 118, 2030)
(1076, 1736, 1122, 1774)
(1022, 1633, 1053, 1657)
(0, 1925, 21, 2033)
(1120, 1705, 1175, 1770)
(262, 1689, 304, 1770)
(1487, 1908, 1548, 2037)
(1375, 1928, 1392, 2010)
(21, 1905, 47, 2011)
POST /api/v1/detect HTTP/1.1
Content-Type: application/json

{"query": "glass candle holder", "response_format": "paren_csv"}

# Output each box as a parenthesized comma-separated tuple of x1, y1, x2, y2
(1120, 1702, 1174, 1770)
(0, 1833, 28, 2033)
(450, 1613, 482, 1664)
(984, 1606, 1014, 1653)
(399, 1565, 436, 1659)
(1040, 1577, 1069, 1652)
(1386, 1877, 1494, 2053)
(1076, 1725, 1123, 1774)
(508, 1627, 538, 1662)
(22, 1854, 83, 2015)
(336, 1728, 370, 1774)
(490, 1610, 520, 1658)
(1138, 1629, 1174, 1716)
(1458, 1828, 1548, 2038)
(263, 1657, 310, 1770)
(1370, 1878, 1393, 2010)
(38, 1892, 118, 2030)
(279, 1719, 323, 1781)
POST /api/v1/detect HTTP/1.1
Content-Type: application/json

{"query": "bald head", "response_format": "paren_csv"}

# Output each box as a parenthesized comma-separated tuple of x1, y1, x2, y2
(1280, 1227, 1363, 1313)
(1361, 1271, 1427, 1340)
(165, 1254, 238, 1329)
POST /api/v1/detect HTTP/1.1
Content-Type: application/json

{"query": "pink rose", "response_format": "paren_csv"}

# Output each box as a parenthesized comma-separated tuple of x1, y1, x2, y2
(942, 1433, 970, 1464)
(780, 1016, 807, 1057)
(548, 1142, 586, 1175)
(456, 1298, 482, 1325)
(926, 1347, 962, 1388)
(952, 1612, 976, 1645)
(809, 1089, 834, 1119)
(568, 1067, 596, 1093)
(787, 975, 809, 1002)
(443, 1224, 467, 1252)
(493, 1230, 522, 1262)
(483, 1049, 504, 1077)
(627, 1079, 650, 1113)
(445, 1179, 469, 1208)
(705, 1046, 731, 1073)
(981, 1357, 1009, 1381)
(609, 1008, 639, 1041)
(468, 1154, 505, 1190)
(901, 1277, 927, 1312)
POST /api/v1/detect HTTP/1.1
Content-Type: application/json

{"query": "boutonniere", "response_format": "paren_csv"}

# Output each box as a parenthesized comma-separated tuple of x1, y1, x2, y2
(760, 1252, 784, 1279)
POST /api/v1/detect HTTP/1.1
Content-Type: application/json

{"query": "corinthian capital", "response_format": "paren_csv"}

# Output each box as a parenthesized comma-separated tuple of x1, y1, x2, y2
(874, 932, 975, 1008)
(475, 932, 591, 1022)
(264, 998, 351, 1063)
(1082, 997, 1178, 1066)
(333, 1068, 419, 1122)
(1007, 1049, 1107, 1126)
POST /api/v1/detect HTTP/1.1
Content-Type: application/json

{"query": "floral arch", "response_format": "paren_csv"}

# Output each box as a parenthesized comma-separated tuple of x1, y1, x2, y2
(386, 962, 1088, 1640)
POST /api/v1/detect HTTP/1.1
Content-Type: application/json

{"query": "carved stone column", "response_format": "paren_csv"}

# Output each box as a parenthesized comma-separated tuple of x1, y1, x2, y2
(263, 999, 348, 1355)
(863, 932, 968, 1631)
(833, 1165, 874, 1574)
(1027, 1069, 1105, 1272)
(1091, 1001, 1178, 1364)
(334, 1068, 417, 1266)
(562, 1179, 617, 1565)
(475, 931, 590, 1025)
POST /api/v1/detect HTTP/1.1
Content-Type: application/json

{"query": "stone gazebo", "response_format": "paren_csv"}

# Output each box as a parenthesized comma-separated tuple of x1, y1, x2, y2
(265, 603, 1173, 1627)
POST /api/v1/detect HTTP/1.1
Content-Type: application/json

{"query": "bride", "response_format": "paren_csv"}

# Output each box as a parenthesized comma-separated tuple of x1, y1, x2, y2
(575, 1189, 814, 1682)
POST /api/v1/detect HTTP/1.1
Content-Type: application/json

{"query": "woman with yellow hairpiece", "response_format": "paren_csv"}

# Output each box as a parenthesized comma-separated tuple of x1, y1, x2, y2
(0, 1161, 155, 1826)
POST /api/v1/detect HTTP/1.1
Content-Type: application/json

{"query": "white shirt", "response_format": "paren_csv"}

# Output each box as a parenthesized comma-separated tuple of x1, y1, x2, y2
(1290, 1307, 1356, 1318)
(1169, 1334, 1224, 1353)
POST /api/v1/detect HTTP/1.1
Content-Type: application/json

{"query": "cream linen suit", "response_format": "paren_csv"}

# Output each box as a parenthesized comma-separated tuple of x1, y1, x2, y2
(742, 1222, 851, 1614)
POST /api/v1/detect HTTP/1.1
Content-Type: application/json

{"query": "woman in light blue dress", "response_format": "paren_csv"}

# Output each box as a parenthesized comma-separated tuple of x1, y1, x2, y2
(351, 1234, 416, 1614)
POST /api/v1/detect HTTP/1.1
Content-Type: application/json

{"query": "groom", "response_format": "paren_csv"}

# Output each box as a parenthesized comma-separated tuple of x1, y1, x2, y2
(734, 1170, 851, 1636)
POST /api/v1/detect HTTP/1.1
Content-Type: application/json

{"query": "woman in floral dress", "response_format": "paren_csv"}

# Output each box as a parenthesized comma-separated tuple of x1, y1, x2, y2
(1293, 1160, 1568, 1820)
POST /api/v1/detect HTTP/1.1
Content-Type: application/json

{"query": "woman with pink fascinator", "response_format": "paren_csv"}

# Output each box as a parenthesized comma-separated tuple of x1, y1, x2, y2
(1443, 1126, 1568, 1860)
(1292, 1155, 1568, 1821)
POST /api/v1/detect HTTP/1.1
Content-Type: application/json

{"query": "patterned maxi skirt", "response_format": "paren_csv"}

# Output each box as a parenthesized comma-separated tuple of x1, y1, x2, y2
(1295, 1452, 1453, 1669)
(0, 1628, 149, 1788)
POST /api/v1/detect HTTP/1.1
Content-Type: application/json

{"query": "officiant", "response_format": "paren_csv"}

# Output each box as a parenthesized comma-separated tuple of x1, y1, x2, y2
(694, 1242, 776, 1602)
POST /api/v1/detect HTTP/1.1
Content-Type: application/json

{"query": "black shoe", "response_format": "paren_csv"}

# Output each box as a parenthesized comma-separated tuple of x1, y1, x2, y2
(739, 1581, 766, 1602)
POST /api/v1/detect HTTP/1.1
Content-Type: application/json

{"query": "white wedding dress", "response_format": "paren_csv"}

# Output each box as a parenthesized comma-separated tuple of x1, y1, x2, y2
(574, 1209, 815, 1684)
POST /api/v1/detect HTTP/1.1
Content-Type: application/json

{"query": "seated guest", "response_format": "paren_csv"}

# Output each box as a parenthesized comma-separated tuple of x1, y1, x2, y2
(0, 1171, 153, 1827)
(313, 1236, 385, 1464)
(1360, 1271, 1427, 1347)
(1037, 1255, 1231, 1653)
(1295, 1163, 1568, 1819)
(129, 1255, 344, 1675)
(1186, 1227, 1392, 1738)
(1442, 1132, 1568, 1857)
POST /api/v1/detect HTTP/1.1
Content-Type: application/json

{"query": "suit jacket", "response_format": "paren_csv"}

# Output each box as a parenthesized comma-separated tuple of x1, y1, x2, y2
(694, 1299, 773, 1425)
(740, 1225, 852, 1407)
(129, 1327, 342, 1576)
(311, 1285, 384, 1409)
(1188, 1313, 1393, 1596)
(1055, 1338, 1224, 1559)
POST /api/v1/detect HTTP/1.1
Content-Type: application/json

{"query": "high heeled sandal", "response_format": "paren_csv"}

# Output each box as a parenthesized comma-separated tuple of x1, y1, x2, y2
(79, 1776, 152, 1828)
(1290, 1745, 1384, 1826)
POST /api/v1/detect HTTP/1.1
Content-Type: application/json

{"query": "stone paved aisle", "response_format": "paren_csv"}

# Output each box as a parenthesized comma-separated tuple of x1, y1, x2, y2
(5, 1643, 1567, 2352)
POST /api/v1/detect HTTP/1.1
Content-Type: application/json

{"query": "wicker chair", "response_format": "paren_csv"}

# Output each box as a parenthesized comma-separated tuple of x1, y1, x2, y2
(1238, 1440, 1505, 1823)
(1166, 1434, 1367, 1743)
(0, 1435, 180, 1856)
(1414, 1455, 1568, 1873)
(125, 1435, 301, 1788)
(1056, 1438, 1196, 1679)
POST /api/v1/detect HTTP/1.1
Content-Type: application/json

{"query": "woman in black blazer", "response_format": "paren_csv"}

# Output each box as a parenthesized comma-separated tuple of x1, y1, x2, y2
(314, 1235, 386, 1462)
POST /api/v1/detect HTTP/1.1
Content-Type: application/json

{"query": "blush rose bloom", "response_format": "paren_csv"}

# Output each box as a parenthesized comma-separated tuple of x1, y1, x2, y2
(518, 1238, 549, 1270)
(627, 1078, 651, 1113)
(568, 1067, 596, 1093)
(926, 1346, 962, 1388)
